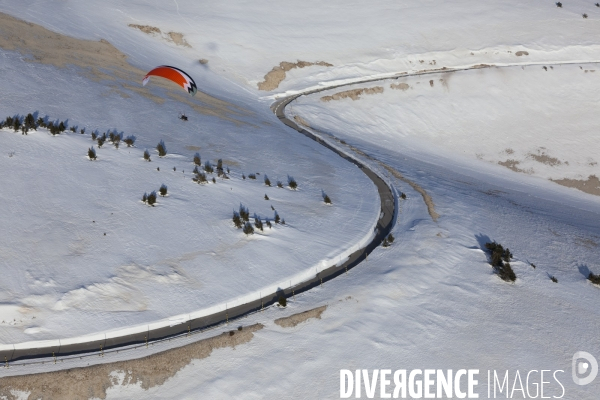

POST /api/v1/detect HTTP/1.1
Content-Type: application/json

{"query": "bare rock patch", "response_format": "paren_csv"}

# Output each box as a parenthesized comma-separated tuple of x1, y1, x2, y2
(552, 175, 600, 196)
(257, 61, 333, 91)
(321, 86, 384, 102)
(390, 82, 410, 91)
(275, 305, 327, 328)
(0, 324, 263, 400)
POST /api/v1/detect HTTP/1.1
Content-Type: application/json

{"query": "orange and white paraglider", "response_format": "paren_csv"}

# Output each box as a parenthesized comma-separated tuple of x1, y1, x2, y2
(142, 65, 197, 96)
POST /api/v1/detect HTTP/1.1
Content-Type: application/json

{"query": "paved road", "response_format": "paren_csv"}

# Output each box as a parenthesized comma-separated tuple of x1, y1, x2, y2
(0, 91, 396, 365)
(11, 58, 596, 364)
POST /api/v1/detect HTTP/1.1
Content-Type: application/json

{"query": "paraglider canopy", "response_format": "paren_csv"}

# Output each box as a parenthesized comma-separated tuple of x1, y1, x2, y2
(142, 65, 197, 96)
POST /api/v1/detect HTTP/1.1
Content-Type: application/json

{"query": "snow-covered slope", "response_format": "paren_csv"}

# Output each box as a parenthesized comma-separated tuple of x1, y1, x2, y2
(0, 9, 379, 343)
(1, 0, 600, 399)
(292, 62, 600, 191)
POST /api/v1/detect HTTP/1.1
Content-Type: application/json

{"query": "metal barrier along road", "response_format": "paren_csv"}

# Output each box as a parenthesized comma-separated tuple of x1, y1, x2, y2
(0, 93, 396, 364)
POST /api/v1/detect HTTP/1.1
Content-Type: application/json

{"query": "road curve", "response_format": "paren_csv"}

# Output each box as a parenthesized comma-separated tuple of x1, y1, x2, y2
(6, 59, 597, 367)
(0, 91, 396, 368)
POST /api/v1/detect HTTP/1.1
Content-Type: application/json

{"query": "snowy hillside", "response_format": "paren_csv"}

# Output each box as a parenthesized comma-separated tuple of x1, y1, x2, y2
(1, 0, 600, 399)
(292, 62, 600, 193)
(0, 9, 379, 344)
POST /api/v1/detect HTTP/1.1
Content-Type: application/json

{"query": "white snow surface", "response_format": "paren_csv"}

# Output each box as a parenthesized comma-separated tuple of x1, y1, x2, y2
(292, 62, 600, 182)
(0, 0, 599, 399)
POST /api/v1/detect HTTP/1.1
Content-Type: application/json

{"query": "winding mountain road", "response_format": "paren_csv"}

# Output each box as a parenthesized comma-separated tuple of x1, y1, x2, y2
(7, 58, 591, 367)
(0, 81, 396, 368)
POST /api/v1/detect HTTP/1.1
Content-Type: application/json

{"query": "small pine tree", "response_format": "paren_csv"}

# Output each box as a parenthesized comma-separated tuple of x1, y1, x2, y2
(97, 136, 105, 148)
(159, 184, 168, 197)
(58, 121, 66, 132)
(264, 176, 271, 186)
(248, 173, 256, 180)
(239, 205, 250, 222)
(264, 194, 269, 200)
(124, 136, 135, 147)
(277, 181, 283, 188)
(588, 272, 600, 285)
(217, 159, 223, 175)
(288, 178, 297, 190)
(36, 117, 44, 127)
(91, 132, 97, 140)
(13, 118, 21, 132)
(550, 276, 558, 283)
(266, 220, 272, 229)
(254, 217, 263, 232)
(324, 194, 332, 204)
(204, 161, 214, 173)
(274, 213, 280, 224)
(232, 212, 243, 228)
(401, 193, 407, 200)
(156, 140, 167, 157)
(147, 191, 157, 206)
(382, 233, 394, 248)
(144, 149, 151, 161)
(281, 219, 285, 225)
(242, 174, 246, 180)
(243, 222, 254, 235)
(278, 296, 287, 307)
(485, 242, 516, 282)
(70, 126, 76, 132)
(80, 128, 85, 135)
(24, 113, 35, 130)
(193, 153, 201, 166)
(193, 172, 207, 183)
(88, 146, 97, 160)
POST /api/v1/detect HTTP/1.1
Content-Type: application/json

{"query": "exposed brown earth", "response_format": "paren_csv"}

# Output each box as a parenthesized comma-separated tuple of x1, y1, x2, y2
(515, 51, 529, 56)
(128, 24, 161, 35)
(128, 24, 191, 47)
(390, 82, 410, 91)
(0, 324, 263, 400)
(274, 306, 327, 328)
(527, 149, 564, 166)
(166, 31, 191, 48)
(380, 163, 440, 222)
(552, 175, 600, 196)
(293, 115, 311, 127)
(257, 61, 333, 91)
(498, 159, 532, 174)
(321, 86, 384, 102)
